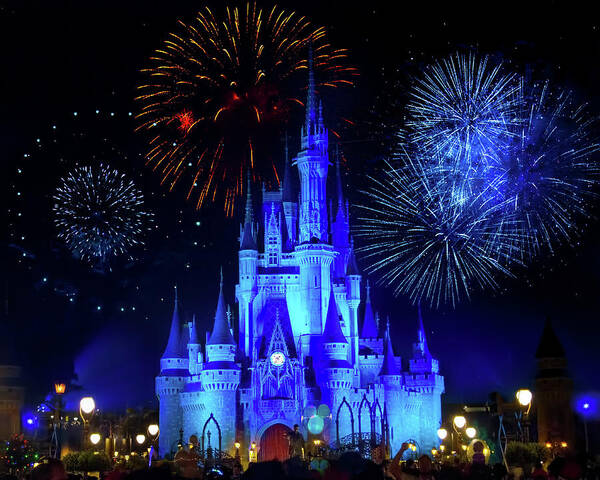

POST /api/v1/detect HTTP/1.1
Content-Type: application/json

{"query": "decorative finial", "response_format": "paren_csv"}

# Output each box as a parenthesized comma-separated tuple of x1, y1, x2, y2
(220, 267, 224, 289)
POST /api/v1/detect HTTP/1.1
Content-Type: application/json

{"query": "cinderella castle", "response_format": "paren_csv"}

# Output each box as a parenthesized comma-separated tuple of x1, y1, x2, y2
(156, 59, 444, 460)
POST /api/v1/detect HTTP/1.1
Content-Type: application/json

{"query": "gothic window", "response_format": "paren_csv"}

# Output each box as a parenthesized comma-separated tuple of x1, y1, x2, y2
(259, 308, 295, 400)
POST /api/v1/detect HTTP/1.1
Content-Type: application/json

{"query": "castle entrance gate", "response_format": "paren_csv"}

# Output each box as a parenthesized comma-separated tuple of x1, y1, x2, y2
(258, 423, 291, 462)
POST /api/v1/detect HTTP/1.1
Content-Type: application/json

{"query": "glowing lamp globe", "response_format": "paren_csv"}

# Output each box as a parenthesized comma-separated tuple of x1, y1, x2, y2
(465, 427, 477, 439)
(147, 424, 159, 437)
(90, 433, 101, 445)
(234, 442, 241, 449)
(437, 428, 448, 440)
(516, 389, 532, 406)
(136, 434, 146, 445)
(54, 383, 66, 395)
(80, 397, 96, 415)
(307, 415, 325, 435)
(453, 416, 466, 429)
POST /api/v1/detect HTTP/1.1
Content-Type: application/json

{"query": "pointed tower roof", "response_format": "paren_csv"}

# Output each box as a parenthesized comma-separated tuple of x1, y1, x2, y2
(240, 174, 257, 250)
(379, 319, 400, 376)
(207, 269, 236, 346)
(282, 134, 297, 203)
(415, 304, 431, 357)
(346, 238, 360, 276)
(162, 286, 186, 359)
(535, 318, 565, 359)
(322, 290, 347, 344)
(189, 314, 200, 345)
(361, 280, 378, 338)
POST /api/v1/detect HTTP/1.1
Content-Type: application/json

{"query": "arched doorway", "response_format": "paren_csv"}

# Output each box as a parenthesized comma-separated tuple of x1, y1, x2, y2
(258, 423, 291, 462)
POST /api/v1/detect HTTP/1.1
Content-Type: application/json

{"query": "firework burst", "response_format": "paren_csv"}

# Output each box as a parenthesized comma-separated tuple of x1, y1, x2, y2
(406, 52, 521, 169)
(488, 82, 600, 259)
(355, 146, 522, 308)
(53, 164, 152, 265)
(136, 2, 356, 215)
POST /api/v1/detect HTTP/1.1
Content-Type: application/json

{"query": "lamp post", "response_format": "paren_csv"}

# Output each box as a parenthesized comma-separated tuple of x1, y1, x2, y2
(90, 433, 102, 452)
(516, 389, 532, 442)
(465, 427, 477, 439)
(452, 416, 466, 454)
(80, 397, 96, 450)
(51, 383, 66, 459)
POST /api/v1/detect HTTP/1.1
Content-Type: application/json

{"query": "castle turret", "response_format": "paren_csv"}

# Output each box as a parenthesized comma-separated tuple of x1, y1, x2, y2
(320, 288, 353, 442)
(188, 315, 202, 375)
(156, 287, 188, 457)
(406, 307, 444, 452)
(238, 179, 258, 356)
(200, 272, 240, 452)
(535, 318, 574, 447)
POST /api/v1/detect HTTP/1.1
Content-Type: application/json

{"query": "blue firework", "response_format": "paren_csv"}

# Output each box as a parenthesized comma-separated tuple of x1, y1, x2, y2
(355, 146, 521, 308)
(406, 52, 521, 168)
(484, 82, 600, 259)
(53, 164, 152, 264)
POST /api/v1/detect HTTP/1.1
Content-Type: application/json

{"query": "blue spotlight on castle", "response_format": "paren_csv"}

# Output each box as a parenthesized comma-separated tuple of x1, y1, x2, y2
(155, 57, 444, 460)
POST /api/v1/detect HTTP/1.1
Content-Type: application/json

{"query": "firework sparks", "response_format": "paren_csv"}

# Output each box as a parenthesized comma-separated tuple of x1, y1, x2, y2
(53, 164, 152, 265)
(136, 2, 357, 215)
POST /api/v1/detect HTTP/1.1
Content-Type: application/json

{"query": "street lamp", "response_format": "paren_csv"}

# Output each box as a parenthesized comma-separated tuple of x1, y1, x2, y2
(148, 424, 159, 437)
(453, 416, 466, 430)
(465, 427, 477, 439)
(516, 389, 532, 410)
(516, 389, 532, 442)
(136, 434, 146, 445)
(80, 397, 96, 449)
(437, 428, 448, 440)
(90, 433, 102, 446)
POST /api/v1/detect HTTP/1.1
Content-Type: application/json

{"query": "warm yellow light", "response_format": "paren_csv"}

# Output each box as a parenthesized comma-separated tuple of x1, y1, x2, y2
(560, 442, 567, 448)
(465, 427, 477, 439)
(54, 383, 66, 395)
(79, 397, 96, 415)
(90, 433, 101, 445)
(483, 448, 490, 456)
(251, 442, 256, 449)
(461, 445, 467, 451)
(136, 434, 146, 445)
(453, 416, 466, 429)
(516, 389, 533, 407)
(313, 439, 321, 446)
(147, 424, 159, 437)
(234, 442, 241, 449)
(440, 445, 445, 452)
(114, 452, 119, 457)
(431, 449, 438, 455)
(437, 428, 448, 440)
(545, 443, 552, 449)
(411, 444, 417, 451)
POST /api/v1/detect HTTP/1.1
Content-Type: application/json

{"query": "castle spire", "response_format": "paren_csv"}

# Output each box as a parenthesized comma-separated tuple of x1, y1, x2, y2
(335, 145, 345, 210)
(379, 318, 400, 376)
(361, 280, 378, 338)
(189, 313, 200, 345)
(346, 237, 360, 276)
(240, 173, 257, 250)
(282, 133, 297, 203)
(162, 285, 185, 359)
(207, 269, 235, 346)
(415, 304, 431, 356)
(305, 43, 317, 135)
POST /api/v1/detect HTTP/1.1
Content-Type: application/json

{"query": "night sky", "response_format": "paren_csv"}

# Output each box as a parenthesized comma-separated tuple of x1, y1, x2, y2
(2, 0, 599, 412)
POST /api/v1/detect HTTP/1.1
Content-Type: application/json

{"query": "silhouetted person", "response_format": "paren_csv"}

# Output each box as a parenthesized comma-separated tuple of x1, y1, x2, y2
(286, 424, 305, 459)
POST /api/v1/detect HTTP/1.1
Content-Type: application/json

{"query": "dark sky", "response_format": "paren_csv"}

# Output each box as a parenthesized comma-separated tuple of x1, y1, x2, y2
(2, 0, 600, 412)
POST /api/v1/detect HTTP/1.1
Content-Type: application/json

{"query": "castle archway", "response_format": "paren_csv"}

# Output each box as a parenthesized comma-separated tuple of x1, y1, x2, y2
(258, 423, 291, 462)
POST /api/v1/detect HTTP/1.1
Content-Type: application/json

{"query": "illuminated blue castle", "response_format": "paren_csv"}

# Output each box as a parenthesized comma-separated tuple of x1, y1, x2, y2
(156, 60, 444, 460)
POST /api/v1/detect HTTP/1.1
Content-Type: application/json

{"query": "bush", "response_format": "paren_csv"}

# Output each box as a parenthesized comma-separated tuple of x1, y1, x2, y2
(62, 451, 111, 473)
(505, 442, 551, 473)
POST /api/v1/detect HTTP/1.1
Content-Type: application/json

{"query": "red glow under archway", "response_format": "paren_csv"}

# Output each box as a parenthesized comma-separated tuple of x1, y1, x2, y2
(258, 423, 291, 462)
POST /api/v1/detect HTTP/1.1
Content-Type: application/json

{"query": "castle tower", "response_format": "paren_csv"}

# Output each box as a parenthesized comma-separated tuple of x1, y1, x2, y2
(238, 178, 258, 357)
(407, 307, 444, 451)
(201, 272, 240, 452)
(294, 48, 336, 354)
(361, 281, 379, 339)
(535, 318, 574, 447)
(320, 287, 353, 442)
(0, 325, 24, 440)
(156, 287, 188, 457)
(188, 315, 202, 376)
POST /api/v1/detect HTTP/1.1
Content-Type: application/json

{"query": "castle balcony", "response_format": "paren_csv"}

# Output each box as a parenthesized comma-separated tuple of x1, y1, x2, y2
(257, 399, 299, 419)
(403, 372, 444, 391)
